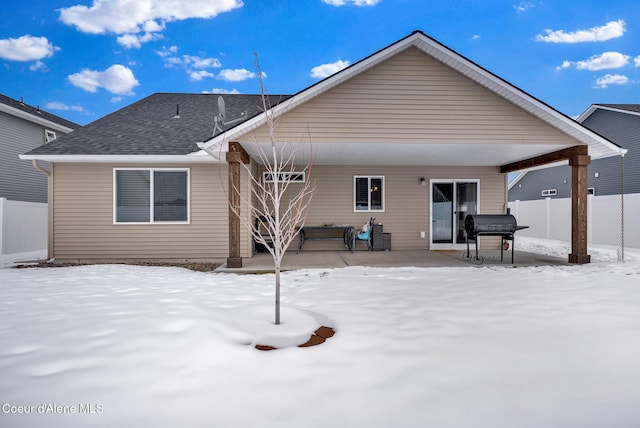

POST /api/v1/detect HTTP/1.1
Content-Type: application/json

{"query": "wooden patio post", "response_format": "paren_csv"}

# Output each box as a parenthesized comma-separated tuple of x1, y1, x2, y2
(500, 145, 593, 264)
(568, 152, 591, 264)
(226, 142, 250, 268)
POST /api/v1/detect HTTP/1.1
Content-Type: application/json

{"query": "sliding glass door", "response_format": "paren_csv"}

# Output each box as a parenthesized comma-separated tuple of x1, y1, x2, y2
(430, 180, 479, 248)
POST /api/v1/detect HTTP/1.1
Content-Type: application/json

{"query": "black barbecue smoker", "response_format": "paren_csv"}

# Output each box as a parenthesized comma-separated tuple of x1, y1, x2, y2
(464, 214, 528, 264)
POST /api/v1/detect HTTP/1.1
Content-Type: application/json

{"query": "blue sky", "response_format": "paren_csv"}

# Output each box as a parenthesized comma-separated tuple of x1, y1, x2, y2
(1, 0, 640, 126)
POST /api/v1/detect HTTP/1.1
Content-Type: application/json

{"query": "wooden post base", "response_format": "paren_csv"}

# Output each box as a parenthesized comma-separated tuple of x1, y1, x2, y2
(568, 253, 591, 264)
(226, 257, 243, 268)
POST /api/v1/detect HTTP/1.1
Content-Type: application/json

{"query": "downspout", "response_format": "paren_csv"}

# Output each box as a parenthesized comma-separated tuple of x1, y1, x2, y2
(32, 160, 50, 177)
(31, 160, 53, 261)
(619, 154, 625, 262)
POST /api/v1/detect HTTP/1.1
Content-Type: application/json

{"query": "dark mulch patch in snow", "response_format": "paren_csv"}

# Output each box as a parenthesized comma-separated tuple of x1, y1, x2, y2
(15, 261, 221, 272)
(256, 326, 336, 351)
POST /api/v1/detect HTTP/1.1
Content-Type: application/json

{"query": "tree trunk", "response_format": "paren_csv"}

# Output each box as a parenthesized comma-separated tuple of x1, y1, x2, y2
(275, 266, 281, 325)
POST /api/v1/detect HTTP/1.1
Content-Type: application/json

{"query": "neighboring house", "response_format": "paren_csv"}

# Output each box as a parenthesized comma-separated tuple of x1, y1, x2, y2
(1, 93, 79, 203)
(509, 104, 639, 200)
(21, 31, 625, 265)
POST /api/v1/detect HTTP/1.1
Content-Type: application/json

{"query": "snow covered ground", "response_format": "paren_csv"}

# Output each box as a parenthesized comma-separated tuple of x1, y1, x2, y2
(0, 250, 47, 269)
(1, 238, 640, 428)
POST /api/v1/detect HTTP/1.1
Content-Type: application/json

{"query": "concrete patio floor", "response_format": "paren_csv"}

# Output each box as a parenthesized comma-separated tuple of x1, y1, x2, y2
(216, 248, 568, 274)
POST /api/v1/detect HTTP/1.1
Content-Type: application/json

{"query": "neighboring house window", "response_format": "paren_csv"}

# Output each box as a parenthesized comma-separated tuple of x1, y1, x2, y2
(587, 187, 596, 196)
(263, 171, 305, 183)
(45, 129, 57, 143)
(541, 189, 557, 197)
(114, 168, 189, 224)
(354, 176, 385, 212)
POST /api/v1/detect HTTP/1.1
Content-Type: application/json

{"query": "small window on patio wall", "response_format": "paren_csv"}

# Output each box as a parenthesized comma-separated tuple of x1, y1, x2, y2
(354, 176, 384, 212)
(114, 168, 189, 224)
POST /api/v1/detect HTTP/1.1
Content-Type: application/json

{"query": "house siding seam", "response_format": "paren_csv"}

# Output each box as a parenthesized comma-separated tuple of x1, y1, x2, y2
(51, 163, 251, 262)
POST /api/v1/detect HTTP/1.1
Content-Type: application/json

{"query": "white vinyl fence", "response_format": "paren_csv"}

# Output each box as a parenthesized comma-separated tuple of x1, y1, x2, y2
(509, 193, 640, 249)
(0, 198, 48, 256)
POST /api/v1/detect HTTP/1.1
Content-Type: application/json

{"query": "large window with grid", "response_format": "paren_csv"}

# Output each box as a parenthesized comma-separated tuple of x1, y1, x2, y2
(114, 168, 189, 224)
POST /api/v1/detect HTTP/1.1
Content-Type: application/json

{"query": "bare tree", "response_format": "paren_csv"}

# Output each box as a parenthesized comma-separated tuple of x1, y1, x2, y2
(222, 53, 316, 325)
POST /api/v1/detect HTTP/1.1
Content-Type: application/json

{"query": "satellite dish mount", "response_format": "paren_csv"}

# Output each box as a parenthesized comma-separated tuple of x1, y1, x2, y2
(213, 96, 247, 135)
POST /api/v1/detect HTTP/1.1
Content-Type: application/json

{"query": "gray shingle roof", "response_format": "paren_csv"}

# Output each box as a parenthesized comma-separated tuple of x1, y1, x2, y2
(25, 93, 290, 156)
(596, 104, 640, 114)
(1, 93, 80, 130)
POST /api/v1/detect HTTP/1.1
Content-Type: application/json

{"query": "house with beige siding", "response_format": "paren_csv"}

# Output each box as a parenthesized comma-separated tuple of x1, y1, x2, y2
(21, 31, 625, 266)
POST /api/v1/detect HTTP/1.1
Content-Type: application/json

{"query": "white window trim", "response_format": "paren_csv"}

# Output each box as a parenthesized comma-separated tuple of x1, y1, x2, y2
(113, 168, 190, 225)
(353, 175, 385, 213)
(44, 129, 57, 143)
(263, 171, 305, 183)
(587, 187, 596, 196)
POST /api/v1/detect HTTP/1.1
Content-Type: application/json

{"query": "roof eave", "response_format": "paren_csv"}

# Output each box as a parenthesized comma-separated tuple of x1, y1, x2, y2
(578, 104, 640, 123)
(0, 103, 75, 133)
(19, 153, 220, 163)
(409, 36, 626, 159)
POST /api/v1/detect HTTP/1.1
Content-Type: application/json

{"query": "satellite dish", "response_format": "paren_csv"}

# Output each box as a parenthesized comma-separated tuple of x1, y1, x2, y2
(217, 96, 226, 120)
(212, 95, 248, 136)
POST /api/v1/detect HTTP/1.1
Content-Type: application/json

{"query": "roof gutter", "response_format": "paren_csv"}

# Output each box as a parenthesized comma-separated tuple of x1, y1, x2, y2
(196, 141, 227, 161)
(19, 153, 219, 163)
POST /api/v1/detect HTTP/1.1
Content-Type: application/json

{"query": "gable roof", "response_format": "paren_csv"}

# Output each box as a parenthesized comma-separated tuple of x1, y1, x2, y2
(200, 30, 625, 164)
(0, 93, 79, 132)
(22, 93, 289, 161)
(22, 31, 625, 165)
(577, 104, 640, 122)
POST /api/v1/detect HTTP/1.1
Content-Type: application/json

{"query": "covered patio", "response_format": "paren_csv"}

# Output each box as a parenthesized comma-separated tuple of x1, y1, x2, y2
(200, 31, 626, 269)
(215, 248, 568, 273)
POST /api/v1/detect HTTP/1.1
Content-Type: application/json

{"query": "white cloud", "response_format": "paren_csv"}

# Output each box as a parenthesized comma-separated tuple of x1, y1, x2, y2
(202, 88, 241, 94)
(157, 46, 222, 80)
(183, 55, 222, 69)
(310, 59, 350, 79)
(189, 70, 215, 81)
(157, 47, 221, 69)
(471, 34, 481, 40)
(635, 56, 640, 67)
(45, 101, 86, 112)
(157, 45, 178, 58)
(0, 35, 60, 61)
(536, 19, 625, 43)
(29, 61, 47, 72)
(322, 0, 380, 5)
(217, 68, 264, 82)
(557, 52, 630, 71)
(557, 60, 572, 70)
(142, 20, 164, 33)
(513, 2, 533, 13)
(59, 0, 243, 47)
(67, 64, 140, 95)
(117, 31, 163, 49)
(594, 74, 629, 88)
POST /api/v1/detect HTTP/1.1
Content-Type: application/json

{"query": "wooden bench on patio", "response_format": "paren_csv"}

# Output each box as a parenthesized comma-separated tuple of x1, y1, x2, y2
(297, 225, 355, 253)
